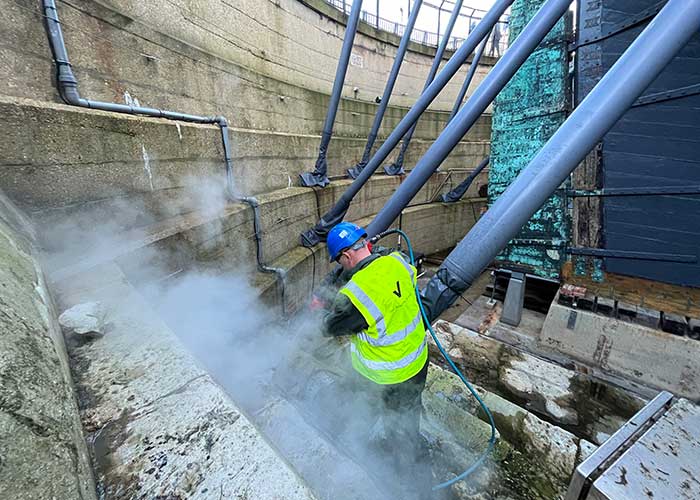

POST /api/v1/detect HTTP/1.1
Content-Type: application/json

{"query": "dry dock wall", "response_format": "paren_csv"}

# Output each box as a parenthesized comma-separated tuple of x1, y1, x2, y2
(2, 0, 492, 140)
(1, 0, 491, 224)
(0, 194, 96, 500)
(0, 0, 495, 496)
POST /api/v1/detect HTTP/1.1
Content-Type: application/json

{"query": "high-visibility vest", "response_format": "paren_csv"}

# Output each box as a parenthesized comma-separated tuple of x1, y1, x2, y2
(339, 252, 427, 385)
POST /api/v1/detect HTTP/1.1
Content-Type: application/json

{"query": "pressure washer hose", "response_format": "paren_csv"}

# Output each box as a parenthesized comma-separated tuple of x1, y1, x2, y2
(370, 228, 497, 491)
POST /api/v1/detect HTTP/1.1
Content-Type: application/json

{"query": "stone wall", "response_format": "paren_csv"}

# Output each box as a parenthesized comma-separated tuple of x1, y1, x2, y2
(0, 96, 489, 218)
(0, 194, 96, 500)
(0, 0, 492, 228)
(2, 0, 494, 138)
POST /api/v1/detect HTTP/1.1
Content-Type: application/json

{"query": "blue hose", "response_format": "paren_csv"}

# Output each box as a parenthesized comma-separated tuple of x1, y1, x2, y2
(376, 229, 497, 491)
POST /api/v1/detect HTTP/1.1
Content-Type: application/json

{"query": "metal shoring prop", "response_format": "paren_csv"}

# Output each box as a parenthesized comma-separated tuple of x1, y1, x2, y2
(347, 0, 424, 179)
(366, 0, 576, 237)
(384, 0, 465, 176)
(449, 27, 491, 122)
(418, 0, 700, 320)
(299, 0, 514, 247)
(439, 156, 490, 202)
(299, 0, 364, 188)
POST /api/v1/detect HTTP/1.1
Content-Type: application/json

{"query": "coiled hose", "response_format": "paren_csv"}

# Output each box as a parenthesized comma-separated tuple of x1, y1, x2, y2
(370, 228, 497, 491)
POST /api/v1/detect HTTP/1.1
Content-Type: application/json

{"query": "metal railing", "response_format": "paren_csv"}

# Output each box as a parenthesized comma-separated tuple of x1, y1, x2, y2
(323, 0, 510, 56)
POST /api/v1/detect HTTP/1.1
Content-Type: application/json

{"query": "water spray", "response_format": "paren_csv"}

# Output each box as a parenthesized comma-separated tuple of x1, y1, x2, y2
(369, 228, 497, 491)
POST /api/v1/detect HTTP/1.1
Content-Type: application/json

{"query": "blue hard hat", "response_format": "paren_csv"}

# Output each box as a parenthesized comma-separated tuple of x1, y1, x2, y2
(327, 222, 367, 262)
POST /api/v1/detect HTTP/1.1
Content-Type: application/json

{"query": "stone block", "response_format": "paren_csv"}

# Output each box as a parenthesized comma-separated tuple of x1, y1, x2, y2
(635, 306, 662, 329)
(595, 296, 615, 316)
(661, 312, 688, 337)
(542, 301, 700, 399)
(577, 293, 597, 311)
(423, 363, 587, 499)
(431, 318, 645, 445)
(689, 318, 700, 340)
(500, 354, 579, 425)
(616, 301, 638, 323)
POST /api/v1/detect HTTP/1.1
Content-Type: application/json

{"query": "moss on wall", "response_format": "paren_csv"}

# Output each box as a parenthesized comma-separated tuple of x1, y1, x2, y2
(0, 193, 96, 500)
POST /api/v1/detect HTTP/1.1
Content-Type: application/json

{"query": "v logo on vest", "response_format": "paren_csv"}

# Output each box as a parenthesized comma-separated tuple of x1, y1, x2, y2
(393, 281, 402, 298)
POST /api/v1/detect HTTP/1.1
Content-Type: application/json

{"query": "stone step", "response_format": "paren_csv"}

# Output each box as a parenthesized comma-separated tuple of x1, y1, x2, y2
(54, 261, 316, 499)
(429, 314, 648, 446)
(422, 362, 598, 499)
(131, 271, 410, 500)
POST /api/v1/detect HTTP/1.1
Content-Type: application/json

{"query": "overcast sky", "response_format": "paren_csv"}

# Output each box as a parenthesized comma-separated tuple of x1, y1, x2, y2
(375, 0, 510, 39)
(361, 1, 575, 40)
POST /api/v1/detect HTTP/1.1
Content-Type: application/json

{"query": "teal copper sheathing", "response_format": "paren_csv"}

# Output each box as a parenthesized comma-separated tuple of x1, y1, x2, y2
(488, 0, 571, 279)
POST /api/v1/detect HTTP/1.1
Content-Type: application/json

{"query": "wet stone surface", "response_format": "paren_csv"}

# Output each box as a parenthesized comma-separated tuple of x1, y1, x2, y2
(430, 319, 646, 446)
(422, 363, 596, 500)
(59, 263, 314, 500)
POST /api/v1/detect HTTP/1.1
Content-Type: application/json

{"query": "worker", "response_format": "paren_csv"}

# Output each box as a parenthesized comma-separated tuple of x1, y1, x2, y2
(316, 221, 431, 494)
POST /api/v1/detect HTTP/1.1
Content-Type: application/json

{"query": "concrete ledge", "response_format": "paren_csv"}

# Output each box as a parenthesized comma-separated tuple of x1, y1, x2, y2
(542, 299, 700, 400)
(0, 96, 489, 215)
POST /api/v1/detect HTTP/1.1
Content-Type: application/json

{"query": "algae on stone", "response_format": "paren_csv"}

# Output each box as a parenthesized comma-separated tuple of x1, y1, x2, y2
(422, 363, 597, 499)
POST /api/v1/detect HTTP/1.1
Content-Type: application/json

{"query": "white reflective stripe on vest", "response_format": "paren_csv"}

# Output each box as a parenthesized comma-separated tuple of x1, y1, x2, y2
(351, 337, 427, 371)
(390, 253, 415, 282)
(344, 281, 387, 336)
(358, 311, 423, 347)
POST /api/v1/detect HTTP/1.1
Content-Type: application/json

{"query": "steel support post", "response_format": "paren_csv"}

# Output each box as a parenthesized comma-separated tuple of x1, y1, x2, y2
(440, 156, 490, 202)
(300, 0, 514, 247)
(420, 0, 700, 321)
(300, 0, 364, 188)
(367, 0, 574, 237)
(384, 0, 464, 176)
(347, 0, 424, 179)
(449, 30, 490, 122)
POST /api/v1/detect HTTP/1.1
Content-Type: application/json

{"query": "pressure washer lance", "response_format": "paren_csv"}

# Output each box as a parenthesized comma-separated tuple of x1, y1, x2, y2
(369, 228, 497, 491)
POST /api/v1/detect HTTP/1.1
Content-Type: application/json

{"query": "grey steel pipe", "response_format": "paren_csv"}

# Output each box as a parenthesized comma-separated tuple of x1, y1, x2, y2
(440, 156, 489, 202)
(41, 0, 235, 196)
(347, 0, 424, 179)
(449, 29, 490, 122)
(42, 0, 290, 303)
(240, 197, 288, 315)
(367, 0, 574, 237)
(300, 0, 514, 246)
(437, 0, 447, 46)
(384, 0, 464, 176)
(299, 0, 364, 188)
(421, 0, 700, 321)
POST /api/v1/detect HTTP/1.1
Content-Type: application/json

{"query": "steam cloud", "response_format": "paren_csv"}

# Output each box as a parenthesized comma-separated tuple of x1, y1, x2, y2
(41, 175, 440, 500)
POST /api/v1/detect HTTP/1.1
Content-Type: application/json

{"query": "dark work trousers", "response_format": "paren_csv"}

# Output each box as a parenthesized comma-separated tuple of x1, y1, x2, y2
(350, 359, 432, 498)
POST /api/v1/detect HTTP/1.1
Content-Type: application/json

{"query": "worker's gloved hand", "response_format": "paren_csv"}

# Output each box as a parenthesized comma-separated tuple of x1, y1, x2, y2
(309, 293, 328, 312)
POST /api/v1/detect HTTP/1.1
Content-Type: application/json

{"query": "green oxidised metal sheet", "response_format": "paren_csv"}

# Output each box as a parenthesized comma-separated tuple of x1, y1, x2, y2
(488, 0, 571, 279)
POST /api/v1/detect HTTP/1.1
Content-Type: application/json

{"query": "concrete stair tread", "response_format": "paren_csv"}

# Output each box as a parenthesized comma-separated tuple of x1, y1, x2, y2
(56, 262, 315, 499)
(46, 202, 248, 282)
